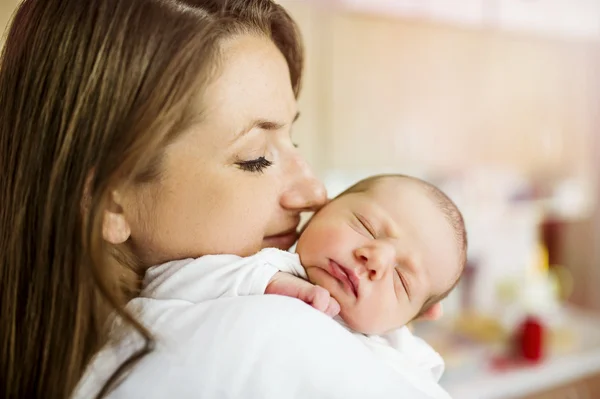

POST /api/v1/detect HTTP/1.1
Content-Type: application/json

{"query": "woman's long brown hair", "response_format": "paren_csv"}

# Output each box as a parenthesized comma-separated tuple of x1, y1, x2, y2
(0, 0, 303, 398)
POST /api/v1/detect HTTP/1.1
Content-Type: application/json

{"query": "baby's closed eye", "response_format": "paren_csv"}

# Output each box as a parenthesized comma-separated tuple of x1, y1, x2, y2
(395, 268, 411, 299)
(352, 212, 376, 239)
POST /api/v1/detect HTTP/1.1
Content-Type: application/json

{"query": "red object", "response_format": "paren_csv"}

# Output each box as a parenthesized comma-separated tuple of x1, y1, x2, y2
(517, 315, 545, 362)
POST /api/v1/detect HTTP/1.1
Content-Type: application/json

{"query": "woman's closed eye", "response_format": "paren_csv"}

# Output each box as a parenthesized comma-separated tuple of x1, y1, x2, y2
(235, 156, 272, 173)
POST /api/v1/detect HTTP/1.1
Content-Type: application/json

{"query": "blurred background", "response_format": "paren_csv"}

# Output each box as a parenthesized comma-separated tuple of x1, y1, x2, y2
(3, 0, 600, 397)
(276, 1, 600, 398)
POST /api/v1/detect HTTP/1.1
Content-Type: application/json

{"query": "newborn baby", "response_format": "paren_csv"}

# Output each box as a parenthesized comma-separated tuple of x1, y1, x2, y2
(142, 174, 466, 399)
(271, 174, 466, 333)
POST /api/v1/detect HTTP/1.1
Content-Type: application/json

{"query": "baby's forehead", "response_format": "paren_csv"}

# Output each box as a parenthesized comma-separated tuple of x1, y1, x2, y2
(366, 177, 416, 193)
(362, 178, 434, 210)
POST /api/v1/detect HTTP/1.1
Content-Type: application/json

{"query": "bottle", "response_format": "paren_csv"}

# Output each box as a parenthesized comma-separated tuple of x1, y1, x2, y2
(517, 315, 545, 362)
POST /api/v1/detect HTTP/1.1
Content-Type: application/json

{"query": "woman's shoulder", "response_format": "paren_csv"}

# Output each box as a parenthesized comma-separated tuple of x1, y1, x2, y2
(138, 294, 366, 360)
(88, 296, 434, 399)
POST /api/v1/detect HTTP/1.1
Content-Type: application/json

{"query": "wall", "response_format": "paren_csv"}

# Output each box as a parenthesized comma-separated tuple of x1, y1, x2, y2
(281, 2, 598, 182)
(0, 0, 19, 47)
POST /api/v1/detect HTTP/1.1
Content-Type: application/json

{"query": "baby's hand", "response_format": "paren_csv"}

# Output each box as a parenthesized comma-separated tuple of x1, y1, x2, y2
(266, 272, 340, 317)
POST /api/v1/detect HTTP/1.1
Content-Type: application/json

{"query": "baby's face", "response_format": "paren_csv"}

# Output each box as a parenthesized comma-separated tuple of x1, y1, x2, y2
(296, 180, 460, 334)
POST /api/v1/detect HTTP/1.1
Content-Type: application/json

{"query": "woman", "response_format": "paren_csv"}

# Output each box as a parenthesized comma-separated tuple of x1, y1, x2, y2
(0, 0, 437, 398)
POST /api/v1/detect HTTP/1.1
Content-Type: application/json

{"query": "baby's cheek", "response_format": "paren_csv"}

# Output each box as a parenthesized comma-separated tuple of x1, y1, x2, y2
(339, 302, 389, 335)
(355, 298, 415, 334)
(395, 303, 417, 327)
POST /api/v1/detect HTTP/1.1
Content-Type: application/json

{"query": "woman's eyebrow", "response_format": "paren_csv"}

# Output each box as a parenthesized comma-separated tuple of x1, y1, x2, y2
(233, 111, 300, 142)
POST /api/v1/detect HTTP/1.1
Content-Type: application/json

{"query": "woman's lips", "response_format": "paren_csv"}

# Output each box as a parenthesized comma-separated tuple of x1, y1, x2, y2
(329, 260, 359, 298)
(263, 229, 298, 249)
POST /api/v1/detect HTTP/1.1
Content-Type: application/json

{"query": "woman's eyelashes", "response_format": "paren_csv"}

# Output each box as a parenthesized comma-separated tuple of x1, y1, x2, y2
(235, 156, 273, 173)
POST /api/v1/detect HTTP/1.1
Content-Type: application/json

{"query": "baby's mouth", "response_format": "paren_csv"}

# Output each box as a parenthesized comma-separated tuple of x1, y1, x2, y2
(328, 260, 358, 298)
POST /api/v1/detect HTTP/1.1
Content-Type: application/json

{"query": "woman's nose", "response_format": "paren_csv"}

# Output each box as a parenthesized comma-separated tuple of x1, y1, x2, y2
(280, 153, 327, 212)
(354, 242, 396, 281)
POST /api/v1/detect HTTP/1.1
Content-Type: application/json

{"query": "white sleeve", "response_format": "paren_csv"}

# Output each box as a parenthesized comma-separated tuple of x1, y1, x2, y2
(258, 247, 308, 279)
(141, 249, 287, 303)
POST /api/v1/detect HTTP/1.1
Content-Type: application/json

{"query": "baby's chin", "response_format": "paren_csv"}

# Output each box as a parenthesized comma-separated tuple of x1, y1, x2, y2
(305, 268, 411, 334)
(339, 308, 407, 335)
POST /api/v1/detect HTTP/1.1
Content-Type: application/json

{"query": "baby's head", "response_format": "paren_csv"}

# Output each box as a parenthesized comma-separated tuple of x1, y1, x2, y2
(296, 174, 467, 335)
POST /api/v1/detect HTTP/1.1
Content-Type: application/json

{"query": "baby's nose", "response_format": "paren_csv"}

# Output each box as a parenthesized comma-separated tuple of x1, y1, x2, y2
(354, 242, 396, 280)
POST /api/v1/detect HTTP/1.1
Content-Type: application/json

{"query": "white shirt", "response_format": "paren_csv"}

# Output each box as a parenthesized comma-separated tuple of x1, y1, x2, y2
(74, 249, 450, 399)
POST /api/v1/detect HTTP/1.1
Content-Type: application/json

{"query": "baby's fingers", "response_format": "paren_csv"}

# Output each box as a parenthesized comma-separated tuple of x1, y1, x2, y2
(306, 285, 331, 313)
(324, 297, 340, 317)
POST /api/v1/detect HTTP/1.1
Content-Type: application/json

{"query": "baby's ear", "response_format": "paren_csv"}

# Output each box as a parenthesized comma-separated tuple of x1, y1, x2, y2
(418, 302, 443, 321)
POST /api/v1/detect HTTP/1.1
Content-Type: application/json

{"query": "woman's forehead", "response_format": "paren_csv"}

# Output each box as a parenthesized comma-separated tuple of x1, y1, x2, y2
(191, 34, 298, 144)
